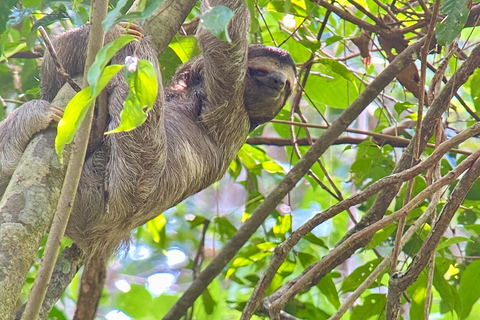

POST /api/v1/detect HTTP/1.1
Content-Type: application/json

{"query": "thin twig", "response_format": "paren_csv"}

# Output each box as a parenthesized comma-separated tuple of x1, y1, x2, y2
(38, 27, 82, 93)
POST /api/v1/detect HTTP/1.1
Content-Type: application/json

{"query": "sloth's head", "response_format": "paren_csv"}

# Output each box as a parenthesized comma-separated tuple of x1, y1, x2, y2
(244, 45, 296, 129)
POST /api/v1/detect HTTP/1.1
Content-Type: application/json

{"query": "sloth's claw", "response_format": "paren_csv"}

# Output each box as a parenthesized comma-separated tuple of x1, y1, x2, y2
(119, 22, 144, 40)
(49, 105, 64, 123)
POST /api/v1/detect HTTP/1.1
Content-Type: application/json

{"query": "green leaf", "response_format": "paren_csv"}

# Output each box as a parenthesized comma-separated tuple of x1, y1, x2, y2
(366, 223, 396, 249)
(433, 264, 462, 318)
(103, 0, 167, 31)
(273, 215, 292, 238)
(394, 101, 414, 117)
(436, 236, 473, 251)
(318, 274, 340, 309)
(202, 288, 215, 314)
(216, 217, 237, 238)
(350, 157, 373, 182)
(103, 0, 129, 31)
(341, 259, 382, 292)
(471, 69, 480, 113)
(303, 233, 328, 249)
(200, 5, 234, 42)
(435, 0, 469, 45)
(106, 59, 158, 134)
(56, 64, 124, 159)
(351, 294, 386, 319)
(55, 87, 93, 159)
(87, 34, 135, 95)
(23, 0, 41, 8)
(277, 258, 296, 277)
(465, 179, 480, 200)
(317, 58, 355, 82)
(459, 260, 480, 319)
(146, 214, 166, 246)
(325, 35, 343, 46)
(262, 161, 284, 173)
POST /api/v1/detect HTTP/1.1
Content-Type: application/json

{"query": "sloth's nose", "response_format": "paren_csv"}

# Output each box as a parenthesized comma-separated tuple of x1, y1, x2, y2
(264, 72, 286, 91)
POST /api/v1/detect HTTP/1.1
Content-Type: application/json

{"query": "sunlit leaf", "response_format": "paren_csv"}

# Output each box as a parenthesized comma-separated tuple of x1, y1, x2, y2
(437, 236, 472, 251)
(200, 5, 234, 42)
(273, 215, 292, 238)
(55, 64, 123, 159)
(459, 260, 480, 319)
(106, 59, 158, 134)
(87, 34, 135, 94)
(341, 259, 382, 292)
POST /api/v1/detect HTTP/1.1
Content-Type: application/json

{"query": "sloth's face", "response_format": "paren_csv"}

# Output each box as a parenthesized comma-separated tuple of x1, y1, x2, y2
(244, 45, 296, 129)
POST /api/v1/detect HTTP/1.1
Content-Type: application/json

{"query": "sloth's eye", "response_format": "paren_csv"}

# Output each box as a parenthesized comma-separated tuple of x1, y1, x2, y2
(249, 68, 269, 77)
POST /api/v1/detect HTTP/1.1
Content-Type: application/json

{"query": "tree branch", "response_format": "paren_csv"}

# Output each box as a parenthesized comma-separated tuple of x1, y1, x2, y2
(242, 122, 480, 319)
(387, 156, 480, 319)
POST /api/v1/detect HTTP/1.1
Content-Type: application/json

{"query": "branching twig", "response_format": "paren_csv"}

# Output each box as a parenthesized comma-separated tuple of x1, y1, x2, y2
(386, 156, 480, 319)
(243, 122, 480, 318)
(268, 149, 480, 319)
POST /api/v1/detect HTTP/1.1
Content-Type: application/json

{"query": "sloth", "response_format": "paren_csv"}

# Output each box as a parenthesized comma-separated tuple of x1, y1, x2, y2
(0, 0, 296, 259)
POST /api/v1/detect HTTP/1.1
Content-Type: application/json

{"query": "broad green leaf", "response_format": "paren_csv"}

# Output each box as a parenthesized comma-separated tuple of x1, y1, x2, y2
(351, 294, 386, 319)
(305, 71, 359, 109)
(200, 5, 234, 42)
(465, 179, 480, 200)
(202, 288, 215, 314)
(433, 265, 462, 318)
(1, 41, 26, 60)
(277, 258, 296, 277)
(56, 64, 124, 159)
(87, 34, 135, 94)
(341, 259, 382, 292)
(55, 86, 93, 159)
(325, 35, 343, 46)
(262, 161, 284, 173)
(437, 236, 472, 251)
(317, 58, 355, 82)
(459, 260, 480, 319)
(350, 157, 373, 182)
(273, 215, 292, 238)
(435, 0, 469, 45)
(216, 217, 237, 238)
(106, 59, 158, 134)
(256, 242, 277, 252)
(146, 214, 166, 245)
(23, 0, 41, 8)
(394, 101, 414, 117)
(318, 274, 340, 309)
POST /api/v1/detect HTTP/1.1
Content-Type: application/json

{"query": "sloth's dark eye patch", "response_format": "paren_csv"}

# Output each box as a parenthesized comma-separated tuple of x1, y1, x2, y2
(249, 68, 269, 77)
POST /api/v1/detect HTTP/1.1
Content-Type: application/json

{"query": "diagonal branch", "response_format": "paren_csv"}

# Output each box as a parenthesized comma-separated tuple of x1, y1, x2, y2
(242, 122, 480, 319)
(267, 148, 480, 319)
(264, 42, 480, 314)
(386, 156, 480, 319)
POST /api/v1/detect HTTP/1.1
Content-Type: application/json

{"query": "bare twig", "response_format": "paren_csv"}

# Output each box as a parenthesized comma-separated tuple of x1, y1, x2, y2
(38, 27, 82, 93)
